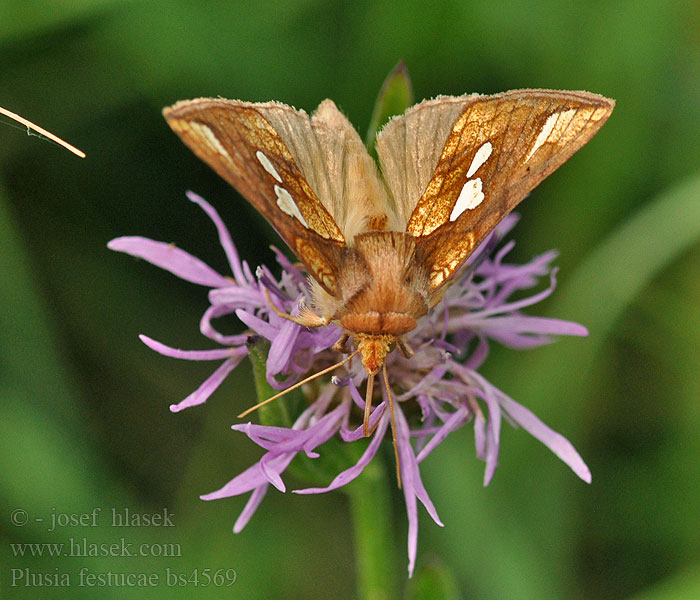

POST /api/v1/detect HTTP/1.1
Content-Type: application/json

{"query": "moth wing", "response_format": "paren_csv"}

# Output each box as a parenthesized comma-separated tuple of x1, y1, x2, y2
(376, 94, 480, 227)
(163, 98, 349, 295)
(260, 100, 395, 239)
(381, 89, 614, 292)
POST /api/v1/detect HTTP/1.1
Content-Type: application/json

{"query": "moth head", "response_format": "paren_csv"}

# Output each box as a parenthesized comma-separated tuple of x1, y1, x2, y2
(354, 333, 397, 376)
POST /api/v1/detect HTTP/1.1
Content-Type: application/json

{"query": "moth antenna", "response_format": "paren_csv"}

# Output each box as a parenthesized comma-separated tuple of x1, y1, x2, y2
(0, 105, 85, 158)
(383, 364, 402, 489)
(362, 373, 375, 437)
(237, 349, 359, 419)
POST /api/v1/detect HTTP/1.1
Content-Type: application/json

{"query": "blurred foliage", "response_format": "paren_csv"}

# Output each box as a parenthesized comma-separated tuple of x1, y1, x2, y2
(1, 1, 699, 599)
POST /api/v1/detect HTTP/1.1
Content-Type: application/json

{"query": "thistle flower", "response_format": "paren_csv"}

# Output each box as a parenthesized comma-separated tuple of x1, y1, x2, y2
(109, 190, 590, 576)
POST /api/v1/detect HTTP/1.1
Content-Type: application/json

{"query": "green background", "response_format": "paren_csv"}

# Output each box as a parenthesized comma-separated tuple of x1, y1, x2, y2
(1, 1, 699, 598)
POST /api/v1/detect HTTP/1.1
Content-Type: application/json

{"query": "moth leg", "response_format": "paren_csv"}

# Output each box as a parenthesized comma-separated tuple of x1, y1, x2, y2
(332, 333, 350, 354)
(263, 287, 330, 328)
(397, 338, 414, 359)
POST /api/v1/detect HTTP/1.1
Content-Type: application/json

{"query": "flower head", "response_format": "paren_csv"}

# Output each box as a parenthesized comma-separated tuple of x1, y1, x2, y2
(109, 191, 590, 576)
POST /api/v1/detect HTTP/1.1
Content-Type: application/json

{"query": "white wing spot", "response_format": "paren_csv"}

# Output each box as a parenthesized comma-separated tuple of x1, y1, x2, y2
(466, 142, 493, 178)
(450, 178, 484, 221)
(274, 185, 308, 228)
(430, 270, 445, 287)
(189, 122, 232, 162)
(524, 109, 577, 163)
(256, 150, 283, 183)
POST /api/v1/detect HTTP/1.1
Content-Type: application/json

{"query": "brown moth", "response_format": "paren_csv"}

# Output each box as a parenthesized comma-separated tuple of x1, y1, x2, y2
(163, 90, 614, 471)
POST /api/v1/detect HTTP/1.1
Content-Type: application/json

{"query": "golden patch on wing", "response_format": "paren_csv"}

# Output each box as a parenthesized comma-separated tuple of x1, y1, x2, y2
(428, 234, 475, 289)
(400, 90, 614, 294)
(294, 238, 337, 294)
(164, 98, 348, 297)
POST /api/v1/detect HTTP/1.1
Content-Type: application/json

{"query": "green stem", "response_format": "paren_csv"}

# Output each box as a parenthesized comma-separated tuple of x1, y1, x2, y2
(346, 457, 398, 600)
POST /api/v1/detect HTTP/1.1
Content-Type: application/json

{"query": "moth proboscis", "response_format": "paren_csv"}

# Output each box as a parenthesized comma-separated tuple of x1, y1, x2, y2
(163, 88, 614, 486)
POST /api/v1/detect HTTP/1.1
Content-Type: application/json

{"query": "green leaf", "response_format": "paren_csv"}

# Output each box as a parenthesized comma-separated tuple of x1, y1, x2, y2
(365, 61, 414, 158)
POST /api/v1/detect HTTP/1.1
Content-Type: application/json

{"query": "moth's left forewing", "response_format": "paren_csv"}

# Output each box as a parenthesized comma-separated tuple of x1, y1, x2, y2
(163, 99, 345, 295)
(402, 90, 614, 292)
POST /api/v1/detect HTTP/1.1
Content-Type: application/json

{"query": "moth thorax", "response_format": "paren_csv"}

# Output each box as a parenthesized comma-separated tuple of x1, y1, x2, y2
(355, 333, 395, 375)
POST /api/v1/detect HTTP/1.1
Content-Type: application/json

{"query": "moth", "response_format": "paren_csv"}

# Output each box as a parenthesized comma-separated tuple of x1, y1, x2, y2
(163, 89, 614, 470)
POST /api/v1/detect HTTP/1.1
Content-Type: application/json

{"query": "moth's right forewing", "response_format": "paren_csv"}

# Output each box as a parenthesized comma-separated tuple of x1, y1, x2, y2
(390, 90, 614, 293)
(376, 94, 480, 227)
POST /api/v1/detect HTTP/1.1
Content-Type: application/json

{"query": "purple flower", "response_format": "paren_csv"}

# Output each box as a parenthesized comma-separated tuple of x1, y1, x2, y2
(109, 191, 590, 576)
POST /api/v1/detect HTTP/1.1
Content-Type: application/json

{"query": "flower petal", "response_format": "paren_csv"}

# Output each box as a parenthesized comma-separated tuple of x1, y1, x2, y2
(139, 334, 235, 360)
(294, 412, 389, 495)
(200, 304, 249, 346)
(201, 452, 296, 500)
(232, 485, 268, 533)
(186, 191, 247, 285)
(235, 309, 279, 341)
(260, 455, 287, 492)
(499, 393, 592, 483)
(170, 352, 246, 412)
(467, 315, 589, 338)
(473, 406, 487, 459)
(235, 403, 347, 455)
(209, 286, 266, 309)
(232, 422, 304, 449)
(267, 319, 301, 374)
(480, 386, 502, 486)
(395, 406, 443, 578)
(271, 246, 307, 287)
(415, 405, 470, 463)
(108, 236, 230, 287)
